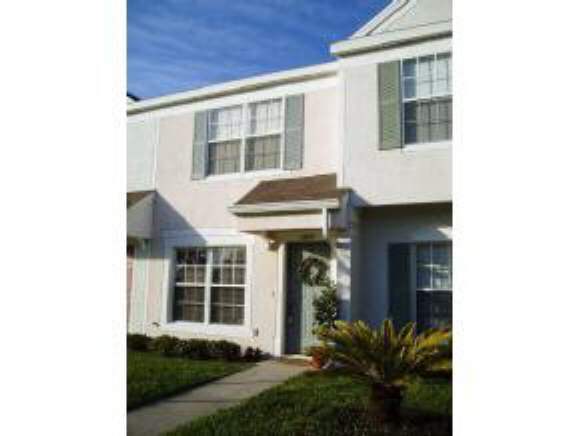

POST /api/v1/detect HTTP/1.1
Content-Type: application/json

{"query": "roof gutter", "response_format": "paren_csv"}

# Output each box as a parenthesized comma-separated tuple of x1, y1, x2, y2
(127, 62, 338, 115)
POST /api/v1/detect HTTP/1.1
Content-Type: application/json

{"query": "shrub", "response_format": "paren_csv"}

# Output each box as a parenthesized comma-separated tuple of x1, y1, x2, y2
(317, 320, 452, 422)
(313, 285, 339, 331)
(210, 340, 241, 361)
(151, 335, 182, 357)
(177, 339, 212, 360)
(243, 346, 264, 362)
(127, 334, 151, 352)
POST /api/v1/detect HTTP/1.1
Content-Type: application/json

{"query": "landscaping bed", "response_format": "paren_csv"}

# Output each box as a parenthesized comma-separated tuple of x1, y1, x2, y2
(166, 369, 452, 436)
(127, 351, 251, 410)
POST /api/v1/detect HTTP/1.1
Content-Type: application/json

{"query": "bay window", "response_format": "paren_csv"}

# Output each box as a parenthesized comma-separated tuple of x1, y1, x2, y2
(173, 246, 246, 325)
(402, 52, 452, 145)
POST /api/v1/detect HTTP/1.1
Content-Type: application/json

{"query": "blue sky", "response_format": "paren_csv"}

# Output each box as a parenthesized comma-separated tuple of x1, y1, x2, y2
(128, 0, 389, 99)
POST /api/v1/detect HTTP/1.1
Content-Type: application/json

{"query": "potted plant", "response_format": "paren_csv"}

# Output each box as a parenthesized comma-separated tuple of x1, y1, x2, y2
(306, 345, 329, 369)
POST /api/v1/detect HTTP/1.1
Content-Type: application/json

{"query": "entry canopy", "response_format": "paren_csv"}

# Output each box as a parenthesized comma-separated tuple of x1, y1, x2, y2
(127, 190, 154, 239)
(229, 174, 349, 235)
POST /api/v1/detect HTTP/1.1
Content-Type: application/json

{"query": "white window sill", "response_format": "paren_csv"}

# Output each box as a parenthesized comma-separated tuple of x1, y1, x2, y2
(160, 321, 253, 338)
(200, 168, 291, 183)
(402, 141, 452, 153)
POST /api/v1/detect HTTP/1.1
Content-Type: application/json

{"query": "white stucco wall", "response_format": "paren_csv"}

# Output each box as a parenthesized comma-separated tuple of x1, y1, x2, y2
(369, 0, 452, 35)
(127, 119, 157, 192)
(339, 37, 452, 206)
(352, 203, 452, 328)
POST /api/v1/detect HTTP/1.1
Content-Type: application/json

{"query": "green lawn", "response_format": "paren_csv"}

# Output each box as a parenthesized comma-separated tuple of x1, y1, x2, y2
(127, 351, 251, 410)
(167, 370, 452, 436)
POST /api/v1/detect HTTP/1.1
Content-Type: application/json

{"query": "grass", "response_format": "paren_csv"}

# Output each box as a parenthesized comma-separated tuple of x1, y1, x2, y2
(127, 351, 251, 410)
(166, 369, 452, 436)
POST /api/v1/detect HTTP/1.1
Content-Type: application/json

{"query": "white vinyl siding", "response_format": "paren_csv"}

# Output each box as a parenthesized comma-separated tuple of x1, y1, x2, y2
(173, 246, 246, 325)
(402, 52, 452, 145)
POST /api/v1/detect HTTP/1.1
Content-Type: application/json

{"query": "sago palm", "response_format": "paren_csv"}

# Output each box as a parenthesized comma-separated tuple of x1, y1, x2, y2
(317, 319, 451, 422)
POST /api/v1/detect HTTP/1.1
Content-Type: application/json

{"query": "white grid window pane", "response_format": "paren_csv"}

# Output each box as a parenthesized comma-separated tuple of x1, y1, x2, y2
(208, 140, 241, 175)
(248, 99, 282, 136)
(209, 106, 242, 141)
(415, 242, 452, 291)
(245, 134, 281, 171)
(417, 55, 434, 98)
(416, 242, 452, 331)
(404, 98, 452, 145)
(402, 52, 452, 145)
(210, 287, 245, 325)
(434, 53, 452, 95)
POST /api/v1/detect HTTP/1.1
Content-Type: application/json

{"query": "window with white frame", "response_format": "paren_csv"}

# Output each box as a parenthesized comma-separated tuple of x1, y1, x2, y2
(245, 99, 283, 171)
(208, 106, 243, 175)
(206, 98, 283, 176)
(402, 52, 452, 145)
(416, 242, 452, 330)
(173, 246, 246, 325)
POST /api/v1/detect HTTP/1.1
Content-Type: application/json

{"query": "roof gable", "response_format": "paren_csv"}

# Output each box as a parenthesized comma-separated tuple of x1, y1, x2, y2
(351, 0, 452, 39)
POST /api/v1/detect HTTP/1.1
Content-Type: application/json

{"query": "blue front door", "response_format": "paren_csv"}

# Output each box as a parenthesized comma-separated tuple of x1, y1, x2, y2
(285, 242, 330, 354)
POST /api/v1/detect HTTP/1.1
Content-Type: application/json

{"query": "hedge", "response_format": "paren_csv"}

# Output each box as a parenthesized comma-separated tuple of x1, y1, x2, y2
(127, 333, 263, 362)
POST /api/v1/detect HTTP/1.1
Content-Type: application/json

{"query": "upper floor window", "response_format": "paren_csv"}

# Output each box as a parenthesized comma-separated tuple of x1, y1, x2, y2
(246, 99, 283, 172)
(208, 106, 243, 175)
(402, 52, 452, 145)
(206, 99, 283, 176)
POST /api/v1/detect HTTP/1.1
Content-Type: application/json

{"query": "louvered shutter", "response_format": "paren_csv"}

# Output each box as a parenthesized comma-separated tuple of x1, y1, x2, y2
(388, 243, 411, 330)
(378, 61, 402, 149)
(284, 94, 304, 170)
(192, 111, 208, 180)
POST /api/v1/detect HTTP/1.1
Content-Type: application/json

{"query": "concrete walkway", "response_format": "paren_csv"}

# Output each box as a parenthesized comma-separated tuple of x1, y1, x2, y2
(127, 359, 309, 436)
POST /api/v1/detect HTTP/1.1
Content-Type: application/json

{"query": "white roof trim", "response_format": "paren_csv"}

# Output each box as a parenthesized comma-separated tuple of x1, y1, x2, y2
(229, 199, 340, 215)
(331, 20, 451, 57)
(127, 62, 338, 115)
(350, 0, 411, 38)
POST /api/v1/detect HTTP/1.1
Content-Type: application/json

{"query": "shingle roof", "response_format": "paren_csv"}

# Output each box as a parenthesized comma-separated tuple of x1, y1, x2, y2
(235, 174, 345, 205)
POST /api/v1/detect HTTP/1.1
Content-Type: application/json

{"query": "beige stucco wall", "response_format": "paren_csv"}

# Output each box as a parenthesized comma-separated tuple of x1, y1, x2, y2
(153, 85, 338, 232)
(142, 233, 281, 353)
(133, 83, 339, 353)
(339, 37, 452, 206)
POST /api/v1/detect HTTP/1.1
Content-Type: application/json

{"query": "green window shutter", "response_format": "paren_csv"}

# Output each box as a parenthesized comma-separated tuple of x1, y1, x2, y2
(378, 61, 402, 150)
(388, 243, 411, 330)
(284, 94, 305, 170)
(192, 111, 208, 180)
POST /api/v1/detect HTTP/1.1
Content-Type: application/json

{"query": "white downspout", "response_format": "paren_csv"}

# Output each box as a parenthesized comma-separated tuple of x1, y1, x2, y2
(322, 207, 329, 239)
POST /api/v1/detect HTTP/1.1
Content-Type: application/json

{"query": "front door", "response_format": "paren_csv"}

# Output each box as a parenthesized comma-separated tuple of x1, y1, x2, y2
(285, 242, 330, 354)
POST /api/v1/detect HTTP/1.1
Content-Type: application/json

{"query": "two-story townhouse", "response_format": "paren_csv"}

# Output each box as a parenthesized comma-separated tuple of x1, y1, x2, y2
(126, 0, 452, 356)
